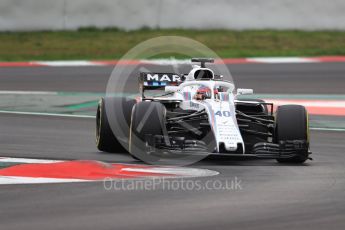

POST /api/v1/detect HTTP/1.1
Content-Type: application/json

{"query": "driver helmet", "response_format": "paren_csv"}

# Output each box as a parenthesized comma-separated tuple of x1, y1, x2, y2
(194, 86, 218, 100)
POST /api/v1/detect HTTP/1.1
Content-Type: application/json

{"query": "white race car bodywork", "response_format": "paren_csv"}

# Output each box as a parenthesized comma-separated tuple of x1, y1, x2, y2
(160, 69, 248, 154)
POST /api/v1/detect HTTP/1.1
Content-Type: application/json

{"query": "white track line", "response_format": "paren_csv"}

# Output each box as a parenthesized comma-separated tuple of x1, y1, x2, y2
(0, 176, 87, 184)
(248, 57, 319, 63)
(0, 158, 61, 163)
(0, 91, 58, 95)
(264, 99, 345, 108)
(123, 167, 219, 177)
(0, 110, 95, 118)
(140, 59, 192, 65)
(310, 127, 345, 132)
(34, 61, 103, 67)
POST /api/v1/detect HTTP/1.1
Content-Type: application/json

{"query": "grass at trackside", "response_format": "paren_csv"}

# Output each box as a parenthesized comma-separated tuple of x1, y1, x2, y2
(0, 28, 345, 61)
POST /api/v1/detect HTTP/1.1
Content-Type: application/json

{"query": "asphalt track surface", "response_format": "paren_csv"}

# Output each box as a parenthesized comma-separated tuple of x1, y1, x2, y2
(1, 63, 345, 230)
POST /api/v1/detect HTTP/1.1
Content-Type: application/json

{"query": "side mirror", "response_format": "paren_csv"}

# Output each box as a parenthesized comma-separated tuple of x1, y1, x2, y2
(237, 88, 253, 95)
(165, 86, 179, 93)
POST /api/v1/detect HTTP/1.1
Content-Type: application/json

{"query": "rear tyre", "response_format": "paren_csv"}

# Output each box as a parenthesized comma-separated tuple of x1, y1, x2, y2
(129, 102, 166, 160)
(275, 105, 309, 164)
(96, 97, 136, 153)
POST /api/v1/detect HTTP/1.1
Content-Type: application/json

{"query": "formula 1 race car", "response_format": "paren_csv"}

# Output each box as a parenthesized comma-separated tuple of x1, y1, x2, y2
(96, 58, 311, 164)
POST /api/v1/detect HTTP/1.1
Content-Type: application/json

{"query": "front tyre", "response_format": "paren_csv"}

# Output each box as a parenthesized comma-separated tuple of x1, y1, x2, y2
(96, 97, 135, 153)
(275, 105, 310, 164)
(129, 102, 166, 160)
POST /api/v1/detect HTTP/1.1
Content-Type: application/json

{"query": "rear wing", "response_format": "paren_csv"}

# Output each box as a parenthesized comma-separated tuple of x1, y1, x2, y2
(139, 72, 185, 97)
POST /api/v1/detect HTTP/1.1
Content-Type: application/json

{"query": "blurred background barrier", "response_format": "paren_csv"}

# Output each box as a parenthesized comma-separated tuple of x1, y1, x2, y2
(0, 0, 345, 31)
